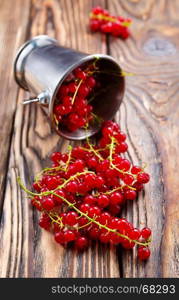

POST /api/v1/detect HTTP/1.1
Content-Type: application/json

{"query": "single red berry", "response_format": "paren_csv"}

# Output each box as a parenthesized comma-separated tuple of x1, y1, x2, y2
(94, 176, 104, 188)
(53, 223, 61, 233)
(116, 142, 128, 153)
(86, 76, 96, 88)
(84, 195, 96, 205)
(62, 96, 72, 106)
(68, 82, 77, 93)
(131, 166, 141, 174)
(33, 181, 42, 192)
(80, 203, 90, 214)
(69, 113, 80, 125)
(101, 22, 113, 33)
(58, 84, 70, 96)
(123, 174, 134, 185)
(87, 157, 98, 169)
(78, 216, 88, 227)
(110, 232, 121, 245)
(61, 153, 68, 163)
(109, 217, 120, 229)
(120, 27, 130, 39)
(31, 197, 42, 211)
(105, 168, 118, 178)
(118, 159, 130, 171)
(115, 131, 126, 142)
(124, 190, 137, 200)
(39, 215, 51, 230)
(141, 227, 151, 239)
(97, 194, 109, 208)
(112, 154, 123, 165)
(102, 126, 113, 138)
(137, 173, 150, 184)
(110, 192, 123, 205)
(88, 227, 99, 240)
(92, 6, 103, 15)
(99, 232, 110, 243)
(78, 83, 90, 97)
(65, 181, 78, 194)
(132, 182, 144, 191)
(43, 176, 59, 190)
(74, 69, 87, 80)
(109, 204, 121, 215)
(99, 212, 112, 225)
(50, 151, 62, 163)
(84, 173, 96, 187)
(75, 236, 88, 250)
(72, 159, 85, 172)
(117, 218, 132, 233)
(63, 104, 73, 114)
(71, 146, 86, 159)
(52, 189, 65, 204)
(138, 246, 151, 260)
(97, 159, 110, 172)
(89, 19, 101, 32)
(54, 231, 65, 244)
(60, 212, 67, 224)
(102, 9, 109, 16)
(111, 22, 122, 37)
(65, 211, 78, 226)
(78, 183, 88, 194)
(42, 197, 55, 211)
(64, 230, 76, 243)
(88, 206, 101, 217)
(128, 228, 141, 240)
(122, 240, 135, 249)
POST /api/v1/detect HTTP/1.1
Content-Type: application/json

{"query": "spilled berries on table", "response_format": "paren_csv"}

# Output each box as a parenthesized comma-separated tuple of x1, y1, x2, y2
(89, 6, 132, 39)
(18, 121, 151, 261)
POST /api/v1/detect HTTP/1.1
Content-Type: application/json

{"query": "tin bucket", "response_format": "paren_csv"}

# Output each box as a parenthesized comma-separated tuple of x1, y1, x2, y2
(14, 35, 125, 140)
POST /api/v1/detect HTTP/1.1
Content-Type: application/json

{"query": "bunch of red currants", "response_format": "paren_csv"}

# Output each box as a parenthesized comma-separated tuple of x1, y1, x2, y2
(89, 6, 132, 39)
(53, 62, 98, 132)
(23, 121, 152, 261)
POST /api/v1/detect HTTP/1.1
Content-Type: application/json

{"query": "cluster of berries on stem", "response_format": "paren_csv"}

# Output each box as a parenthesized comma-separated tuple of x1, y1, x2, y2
(89, 6, 132, 39)
(53, 60, 100, 132)
(18, 121, 151, 261)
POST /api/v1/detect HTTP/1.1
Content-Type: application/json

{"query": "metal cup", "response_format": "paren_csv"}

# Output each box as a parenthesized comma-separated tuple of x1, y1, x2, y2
(14, 35, 125, 140)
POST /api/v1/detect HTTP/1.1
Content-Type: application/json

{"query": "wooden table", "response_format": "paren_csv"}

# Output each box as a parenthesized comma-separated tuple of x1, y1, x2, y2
(0, 0, 179, 278)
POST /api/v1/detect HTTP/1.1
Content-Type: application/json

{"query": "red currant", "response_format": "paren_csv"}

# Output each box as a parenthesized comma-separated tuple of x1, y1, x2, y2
(138, 246, 151, 260)
(65, 211, 78, 226)
(141, 227, 151, 239)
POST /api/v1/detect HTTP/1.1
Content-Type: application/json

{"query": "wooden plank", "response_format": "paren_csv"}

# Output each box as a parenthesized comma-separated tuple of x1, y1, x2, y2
(0, 0, 31, 211)
(0, 0, 120, 278)
(108, 0, 179, 277)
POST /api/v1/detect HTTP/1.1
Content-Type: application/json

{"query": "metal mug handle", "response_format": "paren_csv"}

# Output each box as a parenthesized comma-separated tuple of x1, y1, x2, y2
(23, 91, 50, 105)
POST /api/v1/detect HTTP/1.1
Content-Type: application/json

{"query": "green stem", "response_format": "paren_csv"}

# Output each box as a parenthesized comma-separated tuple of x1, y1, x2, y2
(109, 136, 115, 167)
(71, 79, 83, 105)
(90, 13, 132, 27)
(86, 138, 104, 161)
(65, 145, 72, 171)
(35, 165, 65, 182)
(48, 212, 64, 229)
(18, 170, 95, 197)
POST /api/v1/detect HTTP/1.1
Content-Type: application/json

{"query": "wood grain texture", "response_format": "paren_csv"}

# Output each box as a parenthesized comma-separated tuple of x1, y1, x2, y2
(0, 0, 179, 278)
(108, 0, 179, 277)
(0, 0, 31, 210)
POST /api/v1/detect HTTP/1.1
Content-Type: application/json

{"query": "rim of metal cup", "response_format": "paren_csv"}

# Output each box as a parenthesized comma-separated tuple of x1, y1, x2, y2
(49, 54, 125, 140)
